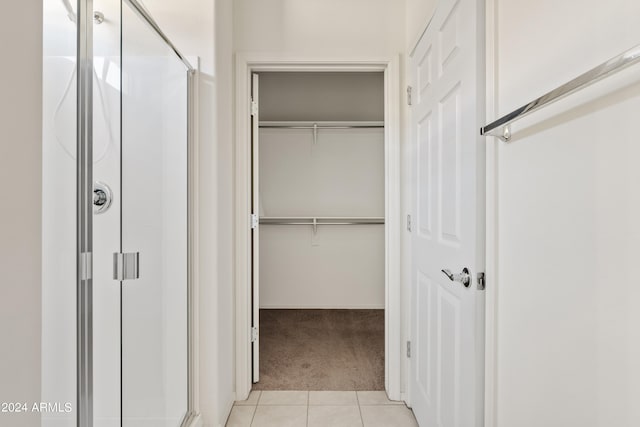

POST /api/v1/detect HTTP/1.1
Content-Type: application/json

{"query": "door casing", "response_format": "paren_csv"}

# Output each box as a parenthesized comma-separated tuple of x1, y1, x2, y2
(234, 55, 403, 401)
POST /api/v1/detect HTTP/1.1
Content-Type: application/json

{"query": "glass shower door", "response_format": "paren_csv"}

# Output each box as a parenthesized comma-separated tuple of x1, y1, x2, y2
(120, 2, 190, 426)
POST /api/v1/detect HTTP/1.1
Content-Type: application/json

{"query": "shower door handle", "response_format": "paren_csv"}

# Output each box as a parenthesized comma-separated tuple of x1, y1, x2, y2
(113, 252, 140, 281)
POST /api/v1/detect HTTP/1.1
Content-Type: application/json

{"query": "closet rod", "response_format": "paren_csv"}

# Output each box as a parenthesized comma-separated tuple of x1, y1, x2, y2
(259, 121, 384, 129)
(260, 216, 385, 225)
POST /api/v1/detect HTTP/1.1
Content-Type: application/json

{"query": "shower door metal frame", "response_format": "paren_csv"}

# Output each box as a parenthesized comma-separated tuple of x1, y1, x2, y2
(76, 0, 94, 425)
(75, 0, 198, 425)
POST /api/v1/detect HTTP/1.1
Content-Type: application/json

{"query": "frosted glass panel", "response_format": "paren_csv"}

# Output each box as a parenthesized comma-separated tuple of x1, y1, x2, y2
(121, 3, 188, 426)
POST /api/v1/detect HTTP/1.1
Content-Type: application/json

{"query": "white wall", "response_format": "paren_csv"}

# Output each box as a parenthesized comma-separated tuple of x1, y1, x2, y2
(405, 0, 437, 50)
(491, 0, 640, 426)
(0, 2, 42, 427)
(233, 0, 404, 56)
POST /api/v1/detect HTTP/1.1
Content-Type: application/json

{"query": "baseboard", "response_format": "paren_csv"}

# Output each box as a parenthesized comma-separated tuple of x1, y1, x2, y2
(400, 392, 409, 406)
(189, 414, 203, 427)
(259, 304, 386, 309)
(218, 392, 235, 427)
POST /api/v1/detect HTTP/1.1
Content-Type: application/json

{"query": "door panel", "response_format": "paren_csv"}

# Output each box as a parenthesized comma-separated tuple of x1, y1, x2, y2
(120, 2, 189, 425)
(410, 0, 485, 425)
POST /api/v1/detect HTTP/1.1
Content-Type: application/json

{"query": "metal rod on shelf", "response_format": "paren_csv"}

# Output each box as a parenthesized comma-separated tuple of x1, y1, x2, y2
(259, 121, 384, 129)
(260, 216, 385, 225)
(481, 43, 640, 142)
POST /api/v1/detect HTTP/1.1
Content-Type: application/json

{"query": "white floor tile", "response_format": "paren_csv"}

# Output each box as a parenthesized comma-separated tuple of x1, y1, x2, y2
(309, 391, 358, 406)
(357, 391, 403, 405)
(225, 406, 255, 427)
(360, 405, 418, 427)
(259, 390, 308, 405)
(251, 405, 307, 427)
(236, 390, 261, 406)
(308, 405, 363, 427)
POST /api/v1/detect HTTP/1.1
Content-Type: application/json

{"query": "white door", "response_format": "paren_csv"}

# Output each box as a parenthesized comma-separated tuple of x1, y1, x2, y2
(251, 73, 260, 383)
(409, 0, 485, 425)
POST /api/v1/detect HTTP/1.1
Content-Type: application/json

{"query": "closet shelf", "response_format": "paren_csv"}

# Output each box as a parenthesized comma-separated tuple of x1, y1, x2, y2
(259, 121, 384, 129)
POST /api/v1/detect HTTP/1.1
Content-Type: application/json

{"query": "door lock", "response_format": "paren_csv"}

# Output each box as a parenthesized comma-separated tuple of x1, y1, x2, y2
(441, 267, 471, 288)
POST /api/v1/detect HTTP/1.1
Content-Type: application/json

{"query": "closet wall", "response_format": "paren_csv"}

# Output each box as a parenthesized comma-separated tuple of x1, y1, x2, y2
(258, 72, 385, 309)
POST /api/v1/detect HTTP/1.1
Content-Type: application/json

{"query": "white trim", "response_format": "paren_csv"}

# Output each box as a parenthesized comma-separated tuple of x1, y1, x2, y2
(235, 53, 252, 401)
(484, 0, 499, 425)
(215, 395, 236, 427)
(234, 54, 403, 402)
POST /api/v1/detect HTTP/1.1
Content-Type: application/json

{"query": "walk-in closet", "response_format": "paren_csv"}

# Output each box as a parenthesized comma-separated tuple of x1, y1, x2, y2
(252, 72, 386, 390)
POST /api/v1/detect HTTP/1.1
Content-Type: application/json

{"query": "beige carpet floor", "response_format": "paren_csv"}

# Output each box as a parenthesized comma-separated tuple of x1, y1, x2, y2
(253, 309, 384, 391)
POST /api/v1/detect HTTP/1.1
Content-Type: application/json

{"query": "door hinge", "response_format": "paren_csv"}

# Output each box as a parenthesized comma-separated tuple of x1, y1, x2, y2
(406, 341, 411, 358)
(477, 272, 486, 290)
(406, 214, 412, 232)
(113, 252, 140, 281)
(251, 100, 259, 116)
(251, 213, 259, 229)
(406, 86, 413, 106)
(251, 326, 258, 342)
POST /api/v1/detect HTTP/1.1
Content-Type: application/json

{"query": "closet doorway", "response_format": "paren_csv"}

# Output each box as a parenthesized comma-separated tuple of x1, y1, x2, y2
(235, 59, 402, 401)
(253, 71, 385, 390)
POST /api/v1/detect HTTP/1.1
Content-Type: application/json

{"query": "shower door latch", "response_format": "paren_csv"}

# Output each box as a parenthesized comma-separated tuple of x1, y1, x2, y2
(113, 252, 140, 281)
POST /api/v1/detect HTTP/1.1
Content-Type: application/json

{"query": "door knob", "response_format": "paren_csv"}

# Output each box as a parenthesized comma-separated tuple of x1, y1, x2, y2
(441, 267, 471, 288)
(93, 181, 113, 214)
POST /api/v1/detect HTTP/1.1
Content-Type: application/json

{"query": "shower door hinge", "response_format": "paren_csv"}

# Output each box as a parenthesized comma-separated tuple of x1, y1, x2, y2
(406, 341, 411, 358)
(113, 252, 140, 281)
(251, 326, 258, 342)
(407, 86, 413, 106)
(80, 252, 93, 280)
(251, 213, 259, 229)
(251, 100, 259, 116)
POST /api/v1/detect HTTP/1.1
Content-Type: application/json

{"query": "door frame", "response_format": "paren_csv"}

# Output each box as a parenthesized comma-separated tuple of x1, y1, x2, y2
(234, 54, 403, 401)
(483, 0, 499, 425)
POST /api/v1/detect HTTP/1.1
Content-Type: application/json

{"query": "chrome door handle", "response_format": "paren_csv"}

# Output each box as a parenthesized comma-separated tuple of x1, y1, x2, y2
(441, 267, 471, 288)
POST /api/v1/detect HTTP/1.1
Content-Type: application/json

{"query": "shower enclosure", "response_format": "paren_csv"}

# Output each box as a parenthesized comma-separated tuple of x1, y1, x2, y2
(42, 0, 196, 425)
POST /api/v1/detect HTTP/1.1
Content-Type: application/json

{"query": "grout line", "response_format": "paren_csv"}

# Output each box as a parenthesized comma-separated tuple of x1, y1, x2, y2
(356, 391, 365, 427)
(249, 404, 257, 427)
(248, 390, 260, 426)
(306, 391, 310, 427)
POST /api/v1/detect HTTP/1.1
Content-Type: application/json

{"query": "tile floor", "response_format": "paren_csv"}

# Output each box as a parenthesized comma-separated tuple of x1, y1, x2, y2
(226, 390, 419, 427)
